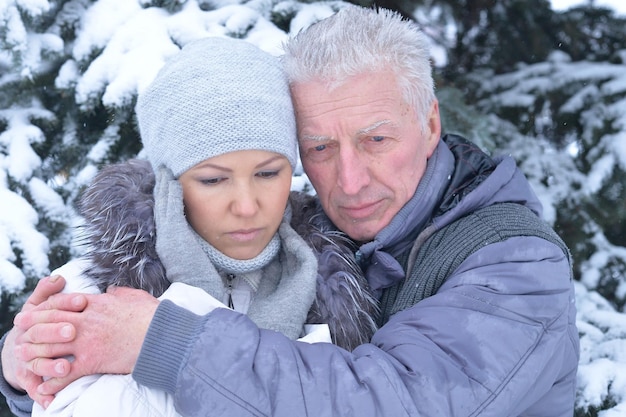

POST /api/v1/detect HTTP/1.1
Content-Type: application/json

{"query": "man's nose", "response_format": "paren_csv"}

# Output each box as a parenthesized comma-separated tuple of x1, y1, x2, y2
(337, 147, 370, 195)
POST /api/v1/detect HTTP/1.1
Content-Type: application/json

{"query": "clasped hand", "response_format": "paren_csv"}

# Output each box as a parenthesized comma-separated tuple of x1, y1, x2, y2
(1, 275, 159, 408)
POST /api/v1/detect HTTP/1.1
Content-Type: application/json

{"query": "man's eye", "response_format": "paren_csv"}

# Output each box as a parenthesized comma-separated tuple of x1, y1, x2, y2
(371, 136, 385, 142)
(303, 141, 335, 162)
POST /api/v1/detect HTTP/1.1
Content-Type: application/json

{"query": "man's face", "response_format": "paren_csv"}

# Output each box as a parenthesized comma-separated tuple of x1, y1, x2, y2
(292, 71, 441, 242)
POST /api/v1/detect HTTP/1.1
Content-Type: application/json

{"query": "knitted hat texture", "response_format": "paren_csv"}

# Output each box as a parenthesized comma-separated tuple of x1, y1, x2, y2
(136, 37, 297, 177)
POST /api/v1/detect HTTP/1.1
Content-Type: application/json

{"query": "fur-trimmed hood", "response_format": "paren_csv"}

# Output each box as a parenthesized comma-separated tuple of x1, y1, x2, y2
(78, 159, 378, 350)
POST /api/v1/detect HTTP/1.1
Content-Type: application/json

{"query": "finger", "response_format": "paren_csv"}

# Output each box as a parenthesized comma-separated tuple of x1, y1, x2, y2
(13, 358, 61, 407)
(14, 304, 79, 330)
(27, 357, 71, 379)
(15, 320, 75, 345)
(14, 340, 75, 367)
(23, 275, 67, 310)
(29, 292, 88, 314)
(16, 370, 47, 404)
(37, 367, 86, 396)
(35, 394, 56, 410)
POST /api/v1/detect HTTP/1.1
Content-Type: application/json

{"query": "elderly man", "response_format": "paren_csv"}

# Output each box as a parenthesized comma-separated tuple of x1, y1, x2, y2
(1, 6, 578, 416)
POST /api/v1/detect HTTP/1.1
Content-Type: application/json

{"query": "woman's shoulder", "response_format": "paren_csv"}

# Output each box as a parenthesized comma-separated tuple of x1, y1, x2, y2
(51, 259, 100, 294)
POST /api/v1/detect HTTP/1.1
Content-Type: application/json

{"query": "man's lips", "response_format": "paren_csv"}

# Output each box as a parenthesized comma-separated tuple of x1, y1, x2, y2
(340, 200, 383, 220)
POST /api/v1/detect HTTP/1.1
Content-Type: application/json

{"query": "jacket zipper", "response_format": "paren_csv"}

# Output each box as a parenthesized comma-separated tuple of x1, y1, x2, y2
(226, 273, 236, 309)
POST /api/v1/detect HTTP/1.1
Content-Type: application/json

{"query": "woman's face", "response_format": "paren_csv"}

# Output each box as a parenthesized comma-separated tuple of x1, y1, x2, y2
(178, 150, 292, 260)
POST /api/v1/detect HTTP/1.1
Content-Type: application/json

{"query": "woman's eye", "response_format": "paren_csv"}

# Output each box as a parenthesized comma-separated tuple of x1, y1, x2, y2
(257, 170, 279, 179)
(200, 177, 222, 185)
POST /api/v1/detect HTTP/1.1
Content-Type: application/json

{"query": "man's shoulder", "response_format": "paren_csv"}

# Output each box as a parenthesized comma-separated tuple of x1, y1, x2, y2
(425, 202, 569, 270)
(378, 202, 571, 325)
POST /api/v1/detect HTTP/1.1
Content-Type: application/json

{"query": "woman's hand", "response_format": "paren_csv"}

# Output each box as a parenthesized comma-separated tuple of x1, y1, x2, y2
(2, 275, 71, 407)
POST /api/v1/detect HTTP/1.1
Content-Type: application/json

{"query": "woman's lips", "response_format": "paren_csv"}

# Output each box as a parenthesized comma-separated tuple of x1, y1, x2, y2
(227, 228, 262, 242)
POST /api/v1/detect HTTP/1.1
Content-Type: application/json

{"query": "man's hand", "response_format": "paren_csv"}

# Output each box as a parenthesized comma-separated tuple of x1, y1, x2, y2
(12, 284, 159, 405)
(1, 275, 70, 407)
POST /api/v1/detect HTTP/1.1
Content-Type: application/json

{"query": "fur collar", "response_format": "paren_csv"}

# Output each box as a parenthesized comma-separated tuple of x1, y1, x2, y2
(78, 159, 378, 350)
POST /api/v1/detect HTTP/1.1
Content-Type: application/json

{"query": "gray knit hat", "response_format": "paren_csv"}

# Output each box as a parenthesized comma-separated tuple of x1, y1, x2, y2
(136, 37, 297, 177)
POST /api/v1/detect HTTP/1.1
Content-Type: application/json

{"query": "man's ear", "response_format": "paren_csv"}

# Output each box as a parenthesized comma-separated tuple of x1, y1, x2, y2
(425, 99, 441, 157)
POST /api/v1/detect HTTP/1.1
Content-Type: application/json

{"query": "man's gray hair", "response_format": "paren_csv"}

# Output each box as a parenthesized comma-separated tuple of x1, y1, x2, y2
(282, 5, 436, 130)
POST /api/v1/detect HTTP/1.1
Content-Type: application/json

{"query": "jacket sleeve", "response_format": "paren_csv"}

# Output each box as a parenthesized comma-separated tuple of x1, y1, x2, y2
(133, 236, 578, 417)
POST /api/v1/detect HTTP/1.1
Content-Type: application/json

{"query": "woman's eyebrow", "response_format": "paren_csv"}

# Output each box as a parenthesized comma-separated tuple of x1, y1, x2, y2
(255, 155, 286, 168)
(191, 161, 231, 171)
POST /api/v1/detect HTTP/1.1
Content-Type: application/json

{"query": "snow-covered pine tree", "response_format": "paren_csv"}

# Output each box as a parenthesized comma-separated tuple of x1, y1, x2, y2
(455, 6, 626, 413)
(1, 4, 354, 411)
(466, 6, 626, 308)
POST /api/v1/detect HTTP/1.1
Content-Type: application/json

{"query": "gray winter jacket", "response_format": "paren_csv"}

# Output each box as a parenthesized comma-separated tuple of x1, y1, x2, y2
(131, 134, 579, 416)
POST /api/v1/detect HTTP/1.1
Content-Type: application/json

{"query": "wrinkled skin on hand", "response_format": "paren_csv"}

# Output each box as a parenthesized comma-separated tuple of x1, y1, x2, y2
(4, 276, 159, 408)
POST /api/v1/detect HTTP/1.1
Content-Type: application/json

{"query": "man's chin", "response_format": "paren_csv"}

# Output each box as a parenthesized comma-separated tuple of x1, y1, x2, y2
(337, 220, 381, 244)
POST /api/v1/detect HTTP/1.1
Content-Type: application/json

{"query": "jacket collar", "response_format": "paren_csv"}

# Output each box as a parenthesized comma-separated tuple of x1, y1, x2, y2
(356, 134, 506, 295)
(357, 138, 455, 295)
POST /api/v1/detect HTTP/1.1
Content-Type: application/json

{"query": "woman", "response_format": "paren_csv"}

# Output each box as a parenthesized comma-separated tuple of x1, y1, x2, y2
(29, 36, 377, 416)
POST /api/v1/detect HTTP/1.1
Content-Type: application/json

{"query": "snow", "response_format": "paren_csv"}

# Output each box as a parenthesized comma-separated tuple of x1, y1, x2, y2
(0, 185, 49, 290)
(71, 0, 143, 61)
(2, 0, 626, 414)
(587, 154, 614, 194)
(576, 279, 626, 411)
(70, 0, 290, 110)
(286, 2, 337, 35)
(0, 104, 49, 181)
(609, 132, 626, 171)
(479, 54, 626, 204)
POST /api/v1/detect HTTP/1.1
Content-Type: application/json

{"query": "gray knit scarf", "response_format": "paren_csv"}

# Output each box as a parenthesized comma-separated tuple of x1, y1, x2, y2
(171, 216, 317, 340)
(200, 233, 281, 275)
(356, 141, 453, 296)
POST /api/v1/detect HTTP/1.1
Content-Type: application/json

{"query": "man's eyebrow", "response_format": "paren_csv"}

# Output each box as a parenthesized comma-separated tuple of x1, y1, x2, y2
(300, 120, 393, 142)
(358, 120, 392, 135)
(300, 134, 331, 142)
